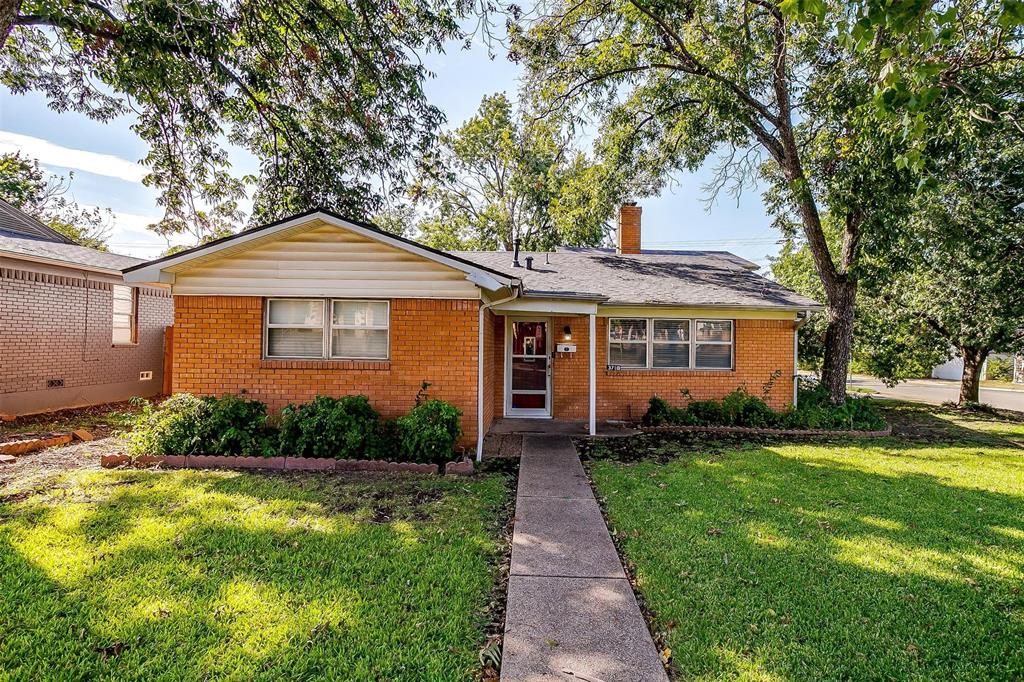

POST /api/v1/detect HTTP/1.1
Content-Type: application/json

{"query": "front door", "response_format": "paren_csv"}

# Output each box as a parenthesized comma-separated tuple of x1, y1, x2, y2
(507, 319, 551, 417)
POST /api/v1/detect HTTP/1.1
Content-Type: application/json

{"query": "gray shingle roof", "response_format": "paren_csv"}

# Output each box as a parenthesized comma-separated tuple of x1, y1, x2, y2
(454, 249, 820, 309)
(0, 198, 78, 244)
(0, 233, 143, 271)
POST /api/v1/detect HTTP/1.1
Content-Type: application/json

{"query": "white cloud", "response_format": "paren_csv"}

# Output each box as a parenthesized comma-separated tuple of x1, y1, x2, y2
(0, 130, 146, 183)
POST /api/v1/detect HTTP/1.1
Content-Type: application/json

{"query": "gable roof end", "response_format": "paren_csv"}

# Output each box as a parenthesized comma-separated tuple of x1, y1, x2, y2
(122, 208, 522, 292)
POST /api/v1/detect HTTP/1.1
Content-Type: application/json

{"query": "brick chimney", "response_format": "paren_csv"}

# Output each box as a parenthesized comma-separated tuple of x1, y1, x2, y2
(616, 202, 642, 254)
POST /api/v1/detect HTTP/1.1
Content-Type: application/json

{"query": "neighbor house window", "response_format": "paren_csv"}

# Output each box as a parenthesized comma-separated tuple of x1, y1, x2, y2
(112, 284, 137, 345)
(608, 318, 733, 370)
(331, 300, 389, 359)
(608, 318, 648, 367)
(264, 298, 390, 360)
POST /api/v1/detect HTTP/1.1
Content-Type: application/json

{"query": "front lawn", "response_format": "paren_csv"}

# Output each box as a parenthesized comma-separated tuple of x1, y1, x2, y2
(583, 404, 1024, 680)
(0, 467, 511, 680)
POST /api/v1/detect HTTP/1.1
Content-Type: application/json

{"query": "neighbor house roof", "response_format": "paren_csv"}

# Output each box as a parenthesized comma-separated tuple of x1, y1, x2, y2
(0, 233, 144, 273)
(454, 250, 821, 310)
(0, 198, 77, 244)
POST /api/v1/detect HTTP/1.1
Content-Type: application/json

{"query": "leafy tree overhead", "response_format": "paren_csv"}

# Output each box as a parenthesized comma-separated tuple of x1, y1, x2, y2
(513, 0, 1021, 405)
(0, 0, 481, 245)
(411, 92, 621, 251)
(0, 151, 111, 249)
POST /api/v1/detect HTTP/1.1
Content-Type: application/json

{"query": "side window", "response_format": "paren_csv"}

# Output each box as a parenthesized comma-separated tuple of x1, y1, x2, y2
(112, 284, 137, 345)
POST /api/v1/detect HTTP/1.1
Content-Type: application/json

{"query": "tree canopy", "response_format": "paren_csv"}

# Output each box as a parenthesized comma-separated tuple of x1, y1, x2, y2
(513, 0, 1022, 403)
(0, 151, 111, 249)
(1, 0, 482, 244)
(410, 92, 622, 251)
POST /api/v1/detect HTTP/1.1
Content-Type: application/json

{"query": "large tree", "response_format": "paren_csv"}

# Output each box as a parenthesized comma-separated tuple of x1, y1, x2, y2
(513, 0, 1021, 404)
(411, 92, 623, 251)
(773, 126, 1024, 405)
(0, 0, 480, 245)
(0, 151, 111, 248)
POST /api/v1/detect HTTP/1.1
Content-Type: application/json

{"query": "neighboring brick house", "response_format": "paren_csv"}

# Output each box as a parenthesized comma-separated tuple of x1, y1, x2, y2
(125, 205, 820, 458)
(0, 200, 173, 415)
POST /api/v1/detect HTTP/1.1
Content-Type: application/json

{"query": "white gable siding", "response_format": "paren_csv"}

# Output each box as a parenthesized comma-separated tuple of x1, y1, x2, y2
(171, 223, 481, 298)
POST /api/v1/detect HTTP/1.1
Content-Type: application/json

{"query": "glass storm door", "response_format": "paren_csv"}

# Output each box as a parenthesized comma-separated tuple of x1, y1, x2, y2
(508, 320, 550, 416)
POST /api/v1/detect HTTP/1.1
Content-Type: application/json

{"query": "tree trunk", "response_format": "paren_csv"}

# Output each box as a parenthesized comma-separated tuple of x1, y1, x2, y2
(0, 0, 21, 50)
(819, 277, 857, 405)
(959, 346, 988, 405)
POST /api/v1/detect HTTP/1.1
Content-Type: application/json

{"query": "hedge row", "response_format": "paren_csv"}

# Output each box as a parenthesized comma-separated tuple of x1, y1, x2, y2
(643, 383, 886, 432)
(129, 391, 463, 465)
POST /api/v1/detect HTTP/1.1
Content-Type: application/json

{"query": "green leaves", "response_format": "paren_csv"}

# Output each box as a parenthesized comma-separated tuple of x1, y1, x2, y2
(2, 0, 475, 244)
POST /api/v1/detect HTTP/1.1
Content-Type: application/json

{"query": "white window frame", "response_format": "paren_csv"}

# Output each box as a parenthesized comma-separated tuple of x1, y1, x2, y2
(263, 298, 391, 360)
(693, 319, 735, 370)
(651, 318, 691, 369)
(607, 318, 734, 370)
(264, 298, 327, 359)
(111, 284, 137, 345)
(607, 318, 649, 368)
(329, 299, 391, 360)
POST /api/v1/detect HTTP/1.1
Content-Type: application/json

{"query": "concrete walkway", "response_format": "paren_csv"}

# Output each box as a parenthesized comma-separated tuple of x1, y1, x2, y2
(501, 435, 668, 682)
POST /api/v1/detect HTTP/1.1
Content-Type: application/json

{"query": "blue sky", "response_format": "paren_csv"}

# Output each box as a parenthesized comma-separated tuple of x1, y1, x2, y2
(0, 35, 781, 269)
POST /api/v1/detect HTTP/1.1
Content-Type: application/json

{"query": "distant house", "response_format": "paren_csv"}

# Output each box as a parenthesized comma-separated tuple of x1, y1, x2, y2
(0, 199, 173, 415)
(125, 203, 820, 458)
(932, 352, 1023, 384)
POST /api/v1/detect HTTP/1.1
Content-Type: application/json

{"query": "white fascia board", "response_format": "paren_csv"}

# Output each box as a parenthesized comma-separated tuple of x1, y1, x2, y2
(492, 297, 599, 315)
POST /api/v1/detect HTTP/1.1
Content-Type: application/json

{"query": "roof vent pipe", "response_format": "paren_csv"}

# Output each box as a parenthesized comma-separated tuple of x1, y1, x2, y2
(525, 256, 534, 270)
(512, 238, 521, 267)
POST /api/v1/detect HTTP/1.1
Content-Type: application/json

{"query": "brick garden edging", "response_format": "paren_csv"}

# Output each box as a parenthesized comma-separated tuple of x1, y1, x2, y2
(640, 424, 892, 438)
(0, 433, 74, 456)
(101, 453, 476, 476)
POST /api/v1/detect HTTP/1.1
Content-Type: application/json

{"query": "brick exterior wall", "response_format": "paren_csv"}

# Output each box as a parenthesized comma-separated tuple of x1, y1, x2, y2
(171, 296, 481, 445)
(0, 264, 172, 414)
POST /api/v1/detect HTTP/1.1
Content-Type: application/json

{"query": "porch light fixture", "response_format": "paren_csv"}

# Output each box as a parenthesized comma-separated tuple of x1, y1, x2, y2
(563, 325, 572, 340)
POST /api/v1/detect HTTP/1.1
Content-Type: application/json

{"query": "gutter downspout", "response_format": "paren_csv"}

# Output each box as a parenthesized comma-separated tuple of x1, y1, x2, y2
(477, 287, 521, 462)
(793, 310, 812, 408)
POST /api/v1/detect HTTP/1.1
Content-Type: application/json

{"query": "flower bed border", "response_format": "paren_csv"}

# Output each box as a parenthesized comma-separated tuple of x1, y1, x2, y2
(640, 424, 892, 438)
(0, 433, 74, 456)
(100, 453, 476, 476)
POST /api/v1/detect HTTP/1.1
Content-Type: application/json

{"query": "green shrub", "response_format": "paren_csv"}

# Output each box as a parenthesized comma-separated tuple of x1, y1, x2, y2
(396, 399, 463, 465)
(640, 381, 885, 432)
(129, 393, 274, 456)
(986, 357, 1013, 382)
(278, 395, 381, 459)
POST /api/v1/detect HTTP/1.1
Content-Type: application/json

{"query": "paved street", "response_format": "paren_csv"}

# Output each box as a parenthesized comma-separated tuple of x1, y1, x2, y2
(847, 376, 1024, 412)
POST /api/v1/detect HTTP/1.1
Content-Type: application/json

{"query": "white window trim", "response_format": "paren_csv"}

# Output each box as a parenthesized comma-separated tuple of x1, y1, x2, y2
(264, 298, 327, 359)
(607, 318, 734, 370)
(607, 318, 649, 368)
(264, 298, 391, 360)
(111, 284, 138, 346)
(329, 299, 391, 360)
(652, 318, 691, 369)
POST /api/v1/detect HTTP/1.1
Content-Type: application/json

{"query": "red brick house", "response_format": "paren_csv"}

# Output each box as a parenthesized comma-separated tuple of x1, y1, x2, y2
(0, 199, 173, 415)
(124, 205, 820, 458)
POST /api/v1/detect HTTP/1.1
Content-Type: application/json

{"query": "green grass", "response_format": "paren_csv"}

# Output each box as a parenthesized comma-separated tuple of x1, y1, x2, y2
(584, 407, 1024, 680)
(0, 468, 511, 681)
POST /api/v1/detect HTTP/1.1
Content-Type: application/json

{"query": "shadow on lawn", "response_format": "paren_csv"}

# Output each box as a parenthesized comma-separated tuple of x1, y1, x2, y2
(0, 470, 502, 681)
(589, 427, 1024, 679)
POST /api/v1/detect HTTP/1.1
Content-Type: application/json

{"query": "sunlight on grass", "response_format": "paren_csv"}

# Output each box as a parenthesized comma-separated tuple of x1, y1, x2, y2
(1, 468, 510, 680)
(589, 407, 1024, 680)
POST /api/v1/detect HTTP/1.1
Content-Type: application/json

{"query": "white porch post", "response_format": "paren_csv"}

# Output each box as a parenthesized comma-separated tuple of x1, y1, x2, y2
(476, 304, 485, 462)
(589, 313, 596, 436)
